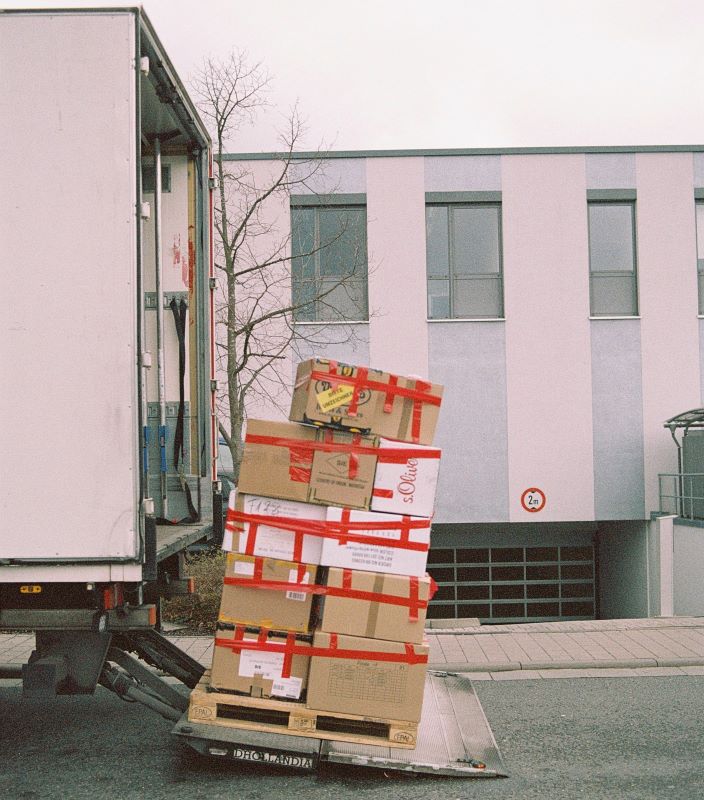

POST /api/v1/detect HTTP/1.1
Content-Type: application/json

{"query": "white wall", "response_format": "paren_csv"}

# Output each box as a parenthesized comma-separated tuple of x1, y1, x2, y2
(637, 154, 700, 513)
(502, 155, 595, 522)
(366, 157, 430, 377)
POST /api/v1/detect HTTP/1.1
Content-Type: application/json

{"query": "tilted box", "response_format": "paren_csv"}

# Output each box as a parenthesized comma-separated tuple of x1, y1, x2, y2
(290, 358, 443, 445)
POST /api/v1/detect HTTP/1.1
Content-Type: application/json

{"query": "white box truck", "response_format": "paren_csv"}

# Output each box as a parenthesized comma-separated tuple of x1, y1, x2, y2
(0, 8, 503, 776)
(0, 6, 219, 701)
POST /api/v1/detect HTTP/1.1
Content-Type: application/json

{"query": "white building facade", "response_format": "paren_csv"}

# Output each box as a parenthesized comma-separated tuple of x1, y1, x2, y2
(224, 146, 704, 623)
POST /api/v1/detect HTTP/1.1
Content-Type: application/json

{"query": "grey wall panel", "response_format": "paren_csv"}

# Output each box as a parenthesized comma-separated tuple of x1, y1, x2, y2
(290, 158, 366, 194)
(694, 153, 704, 187)
(586, 153, 636, 188)
(291, 325, 370, 383)
(431, 522, 596, 548)
(428, 322, 509, 523)
(673, 520, 704, 615)
(597, 521, 649, 618)
(591, 320, 646, 519)
(700, 319, 704, 403)
(424, 156, 501, 192)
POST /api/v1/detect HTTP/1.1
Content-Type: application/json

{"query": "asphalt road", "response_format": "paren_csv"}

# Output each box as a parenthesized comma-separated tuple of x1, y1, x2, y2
(1, 676, 703, 800)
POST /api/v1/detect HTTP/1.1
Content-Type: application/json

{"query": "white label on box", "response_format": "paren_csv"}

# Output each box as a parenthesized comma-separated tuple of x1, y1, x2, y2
(238, 648, 285, 679)
(233, 561, 256, 576)
(322, 508, 431, 577)
(371, 439, 440, 518)
(244, 495, 326, 521)
(286, 569, 310, 602)
(226, 494, 326, 564)
(271, 676, 303, 700)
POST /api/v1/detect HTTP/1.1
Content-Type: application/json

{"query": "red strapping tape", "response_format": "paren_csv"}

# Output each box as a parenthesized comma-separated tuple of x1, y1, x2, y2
(215, 634, 428, 666)
(222, 572, 430, 620)
(225, 508, 431, 553)
(310, 369, 441, 407)
(347, 366, 368, 417)
(246, 432, 440, 464)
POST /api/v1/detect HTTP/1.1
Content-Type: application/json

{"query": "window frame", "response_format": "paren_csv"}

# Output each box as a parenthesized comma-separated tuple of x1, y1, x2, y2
(425, 200, 504, 321)
(290, 198, 369, 324)
(587, 199, 639, 318)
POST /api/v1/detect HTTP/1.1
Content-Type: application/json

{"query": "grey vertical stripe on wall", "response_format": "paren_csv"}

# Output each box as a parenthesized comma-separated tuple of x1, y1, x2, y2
(429, 322, 509, 523)
(590, 320, 646, 519)
(585, 153, 637, 189)
(291, 327, 371, 386)
(424, 155, 501, 192)
(699, 320, 704, 404)
(694, 153, 704, 188)
(289, 158, 366, 195)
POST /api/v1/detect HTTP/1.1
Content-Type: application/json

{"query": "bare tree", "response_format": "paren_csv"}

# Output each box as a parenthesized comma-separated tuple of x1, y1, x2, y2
(190, 53, 367, 482)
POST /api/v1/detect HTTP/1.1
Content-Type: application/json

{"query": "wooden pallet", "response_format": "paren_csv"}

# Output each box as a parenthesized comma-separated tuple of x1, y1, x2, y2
(188, 673, 419, 749)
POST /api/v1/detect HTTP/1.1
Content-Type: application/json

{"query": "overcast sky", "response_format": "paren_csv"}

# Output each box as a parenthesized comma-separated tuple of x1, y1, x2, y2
(7, 0, 704, 152)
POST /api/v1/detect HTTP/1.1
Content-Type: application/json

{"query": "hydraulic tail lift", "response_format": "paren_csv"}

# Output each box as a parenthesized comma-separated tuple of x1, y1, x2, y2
(170, 670, 507, 777)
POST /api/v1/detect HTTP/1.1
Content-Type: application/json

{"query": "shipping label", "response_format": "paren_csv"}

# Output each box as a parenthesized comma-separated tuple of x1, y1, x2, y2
(316, 383, 355, 413)
(271, 676, 303, 700)
(238, 648, 285, 679)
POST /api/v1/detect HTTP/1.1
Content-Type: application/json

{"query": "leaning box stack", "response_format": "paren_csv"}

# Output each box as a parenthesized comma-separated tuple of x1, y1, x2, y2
(191, 359, 443, 749)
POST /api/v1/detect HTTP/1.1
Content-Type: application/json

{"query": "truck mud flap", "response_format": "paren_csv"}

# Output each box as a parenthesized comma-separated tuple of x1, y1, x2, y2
(172, 672, 506, 777)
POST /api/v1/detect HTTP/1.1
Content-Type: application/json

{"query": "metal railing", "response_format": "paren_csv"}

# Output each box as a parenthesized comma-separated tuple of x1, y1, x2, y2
(658, 473, 704, 520)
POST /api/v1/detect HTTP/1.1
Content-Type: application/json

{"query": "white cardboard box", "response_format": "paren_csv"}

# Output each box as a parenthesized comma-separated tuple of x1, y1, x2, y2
(223, 492, 326, 564)
(321, 507, 431, 577)
(370, 439, 440, 518)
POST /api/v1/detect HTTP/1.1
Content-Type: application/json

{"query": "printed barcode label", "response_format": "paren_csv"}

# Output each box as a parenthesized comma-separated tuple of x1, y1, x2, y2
(286, 568, 310, 602)
(271, 676, 303, 700)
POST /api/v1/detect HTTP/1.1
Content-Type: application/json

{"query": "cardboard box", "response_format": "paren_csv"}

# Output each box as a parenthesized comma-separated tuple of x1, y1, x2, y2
(238, 419, 378, 510)
(219, 553, 317, 633)
(223, 492, 326, 564)
(238, 420, 440, 514)
(370, 438, 440, 518)
(211, 625, 311, 700)
(321, 508, 431, 577)
(290, 358, 443, 446)
(319, 568, 431, 644)
(306, 631, 429, 722)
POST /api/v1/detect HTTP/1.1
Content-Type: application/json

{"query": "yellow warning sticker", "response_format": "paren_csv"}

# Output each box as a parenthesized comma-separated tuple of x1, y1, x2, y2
(316, 384, 355, 413)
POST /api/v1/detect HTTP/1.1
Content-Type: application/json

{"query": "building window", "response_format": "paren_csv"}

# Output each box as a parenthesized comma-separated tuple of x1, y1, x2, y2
(588, 202, 638, 316)
(696, 201, 704, 314)
(291, 204, 368, 322)
(425, 204, 503, 319)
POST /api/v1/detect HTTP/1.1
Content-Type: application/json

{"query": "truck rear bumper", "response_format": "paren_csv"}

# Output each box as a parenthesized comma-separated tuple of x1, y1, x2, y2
(0, 605, 156, 631)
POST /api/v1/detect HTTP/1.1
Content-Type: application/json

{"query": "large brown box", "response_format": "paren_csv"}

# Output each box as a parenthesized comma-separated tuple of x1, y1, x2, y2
(238, 419, 378, 510)
(211, 626, 311, 701)
(306, 631, 429, 722)
(290, 358, 443, 445)
(319, 568, 431, 644)
(219, 553, 317, 633)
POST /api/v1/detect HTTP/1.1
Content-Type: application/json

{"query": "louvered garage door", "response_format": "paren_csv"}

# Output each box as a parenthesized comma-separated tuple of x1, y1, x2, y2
(426, 545, 595, 623)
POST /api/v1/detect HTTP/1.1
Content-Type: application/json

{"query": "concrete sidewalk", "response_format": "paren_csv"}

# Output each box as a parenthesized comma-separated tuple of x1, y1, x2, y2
(3, 616, 704, 681)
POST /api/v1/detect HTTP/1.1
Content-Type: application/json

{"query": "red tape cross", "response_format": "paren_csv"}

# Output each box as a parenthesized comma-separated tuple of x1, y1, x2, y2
(225, 508, 431, 552)
(215, 629, 428, 678)
(245, 432, 440, 469)
(311, 367, 440, 443)
(223, 568, 436, 621)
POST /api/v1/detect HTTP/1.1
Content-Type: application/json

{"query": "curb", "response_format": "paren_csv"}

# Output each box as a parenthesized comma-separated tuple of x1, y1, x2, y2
(429, 657, 704, 673)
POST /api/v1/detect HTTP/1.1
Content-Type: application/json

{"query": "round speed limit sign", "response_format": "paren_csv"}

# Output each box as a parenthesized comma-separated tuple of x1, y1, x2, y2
(521, 488, 546, 513)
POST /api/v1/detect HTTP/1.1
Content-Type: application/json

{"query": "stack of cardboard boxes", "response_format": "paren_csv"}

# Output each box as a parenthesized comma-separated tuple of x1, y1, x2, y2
(209, 358, 443, 733)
